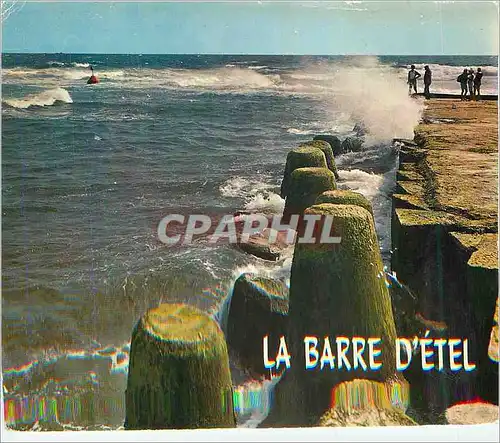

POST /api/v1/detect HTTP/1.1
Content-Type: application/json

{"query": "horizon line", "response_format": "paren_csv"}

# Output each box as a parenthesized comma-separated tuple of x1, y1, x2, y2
(2, 51, 499, 57)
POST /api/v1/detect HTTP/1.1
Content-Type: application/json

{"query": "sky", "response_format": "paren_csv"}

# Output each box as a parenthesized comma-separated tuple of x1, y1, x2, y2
(1, 1, 499, 55)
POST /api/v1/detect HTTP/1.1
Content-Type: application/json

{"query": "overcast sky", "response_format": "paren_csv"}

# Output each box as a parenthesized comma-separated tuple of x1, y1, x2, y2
(2, 1, 499, 54)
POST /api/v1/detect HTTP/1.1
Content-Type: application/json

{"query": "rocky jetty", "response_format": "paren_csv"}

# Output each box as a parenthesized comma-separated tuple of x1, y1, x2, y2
(391, 99, 499, 414)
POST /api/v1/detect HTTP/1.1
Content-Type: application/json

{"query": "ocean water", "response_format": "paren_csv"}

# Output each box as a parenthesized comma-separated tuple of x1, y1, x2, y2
(1, 54, 498, 430)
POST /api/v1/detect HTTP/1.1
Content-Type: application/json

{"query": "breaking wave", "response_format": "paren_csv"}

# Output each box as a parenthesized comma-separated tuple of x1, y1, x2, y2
(3, 87, 73, 109)
(2, 58, 497, 100)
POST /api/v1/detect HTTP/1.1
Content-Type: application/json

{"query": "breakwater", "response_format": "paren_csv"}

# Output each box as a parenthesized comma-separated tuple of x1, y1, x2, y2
(392, 99, 499, 421)
(122, 100, 498, 428)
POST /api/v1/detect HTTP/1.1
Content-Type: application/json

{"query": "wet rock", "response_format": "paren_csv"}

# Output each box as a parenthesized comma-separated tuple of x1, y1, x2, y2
(227, 273, 289, 377)
(236, 227, 292, 261)
(341, 136, 363, 153)
(313, 135, 343, 156)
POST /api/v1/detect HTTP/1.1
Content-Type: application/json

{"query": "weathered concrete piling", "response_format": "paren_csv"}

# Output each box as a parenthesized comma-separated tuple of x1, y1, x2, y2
(282, 167, 336, 223)
(125, 303, 236, 429)
(313, 134, 342, 156)
(264, 203, 402, 426)
(227, 273, 289, 376)
(315, 189, 373, 216)
(280, 146, 328, 198)
(300, 140, 340, 180)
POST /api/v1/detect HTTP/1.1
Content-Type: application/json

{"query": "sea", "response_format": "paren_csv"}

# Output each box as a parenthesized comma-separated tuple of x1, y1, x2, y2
(1, 53, 498, 430)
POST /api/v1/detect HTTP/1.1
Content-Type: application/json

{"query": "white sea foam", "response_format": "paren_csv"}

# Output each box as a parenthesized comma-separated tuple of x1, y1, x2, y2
(244, 192, 285, 214)
(220, 176, 274, 198)
(2, 67, 124, 85)
(3, 87, 73, 109)
(338, 167, 395, 258)
(219, 176, 284, 214)
(286, 127, 316, 135)
(3, 60, 497, 98)
(296, 56, 425, 144)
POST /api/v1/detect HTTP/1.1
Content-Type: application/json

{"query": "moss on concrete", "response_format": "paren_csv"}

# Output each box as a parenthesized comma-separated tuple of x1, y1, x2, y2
(315, 190, 373, 216)
(392, 194, 429, 210)
(412, 100, 498, 224)
(281, 147, 328, 198)
(300, 140, 340, 180)
(391, 100, 499, 412)
(283, 167, 336, 219)
(265, 204, 400, 426)
(314, 134, 343, 156)
(395, 181, 426, 198)
(396, 169, 423, 182)
(125, 303, 236, 429)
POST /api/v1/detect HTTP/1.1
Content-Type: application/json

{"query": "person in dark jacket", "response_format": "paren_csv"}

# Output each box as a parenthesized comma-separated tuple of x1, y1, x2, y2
(457, 69, 468, 100)
(467, 69, 475, 99)
(407, 65, 421, 95)
(423, 65, 432, 99)
(474, 67, 483, 100)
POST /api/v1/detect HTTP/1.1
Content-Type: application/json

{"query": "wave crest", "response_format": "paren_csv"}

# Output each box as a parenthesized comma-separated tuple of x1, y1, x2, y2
(3, 87, 73, 109)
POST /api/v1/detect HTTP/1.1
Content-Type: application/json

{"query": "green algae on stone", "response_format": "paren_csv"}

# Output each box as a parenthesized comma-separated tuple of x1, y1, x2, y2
(396, 170, 423, 182)
(300, 140, 340, 180)
(315, 190, 373, 216)
(264, 204, 400, 426)
(280, 147, 328, 198)
(227, 273, 289, 376)
(392, 194, 430, 211)
(125, 303, 236, 429)
(283, 167, 336, 220)
(288, 203, 398, 375)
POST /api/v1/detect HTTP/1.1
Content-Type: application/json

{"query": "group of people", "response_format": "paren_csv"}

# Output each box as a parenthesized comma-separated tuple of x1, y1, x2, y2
(407, 64, 484, 100)
(457, 68, 483, 100)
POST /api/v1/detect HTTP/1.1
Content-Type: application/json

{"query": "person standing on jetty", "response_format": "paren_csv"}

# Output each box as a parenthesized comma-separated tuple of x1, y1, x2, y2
(474, 67, 483, 100)
(423, 65, 432, 99)
(407, 65, 421, 95)
(467, 68, 475, 100)
(457, 69, 468, 100)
